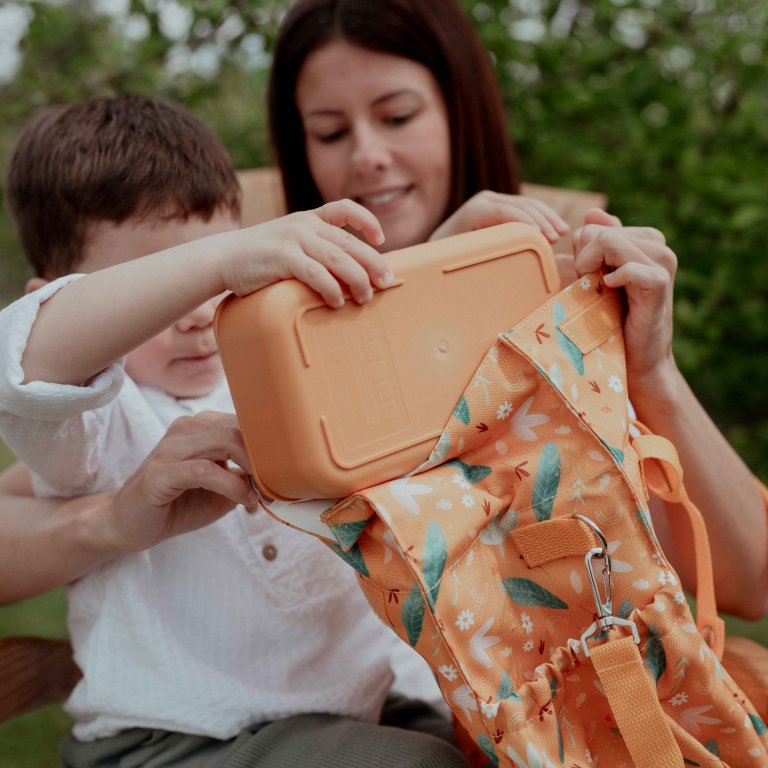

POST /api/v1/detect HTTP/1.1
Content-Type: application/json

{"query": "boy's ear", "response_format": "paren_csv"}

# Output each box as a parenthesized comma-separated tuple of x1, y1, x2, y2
(25, 277, 49, 295)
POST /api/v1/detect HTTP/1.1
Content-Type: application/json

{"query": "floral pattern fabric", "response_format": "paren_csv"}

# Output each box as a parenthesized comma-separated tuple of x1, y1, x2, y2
(318, 273, 768, 767)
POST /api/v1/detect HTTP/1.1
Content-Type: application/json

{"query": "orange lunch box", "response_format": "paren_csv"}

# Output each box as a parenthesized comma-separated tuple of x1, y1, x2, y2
(214, 222, 560, 501)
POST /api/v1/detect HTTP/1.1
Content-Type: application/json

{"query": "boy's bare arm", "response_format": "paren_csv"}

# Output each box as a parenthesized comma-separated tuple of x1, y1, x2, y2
(21, 201, 389, 387)
(0, 412, 258, 604)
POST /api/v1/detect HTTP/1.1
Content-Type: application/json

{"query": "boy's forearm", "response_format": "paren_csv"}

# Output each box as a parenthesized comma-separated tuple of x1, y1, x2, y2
(22, 235, 229, 386)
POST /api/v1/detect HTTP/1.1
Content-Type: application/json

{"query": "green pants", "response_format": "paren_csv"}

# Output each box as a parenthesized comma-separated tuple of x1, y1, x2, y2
(60, 697, 469, 768)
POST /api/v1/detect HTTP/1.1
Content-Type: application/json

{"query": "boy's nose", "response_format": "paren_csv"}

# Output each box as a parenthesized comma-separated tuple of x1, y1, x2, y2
(176, 295, 220, 332)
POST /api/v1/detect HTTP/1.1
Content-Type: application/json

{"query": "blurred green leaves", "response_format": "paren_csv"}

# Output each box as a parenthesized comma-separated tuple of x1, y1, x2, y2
(0, 0, 765, 477)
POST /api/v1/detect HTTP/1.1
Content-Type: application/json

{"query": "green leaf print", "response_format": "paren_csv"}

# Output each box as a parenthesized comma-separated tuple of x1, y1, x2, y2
(616, 598, 633, 620)
(703, 740, 720, 757)
(750, 713, 767, 736)
(644, 625, 666, 684)
(475, 733, 500, 766)
(423, 522, 448, 611)
(497, 671, 521, 701)
(327, 542, 369, 577)
(450, 459, 492, 485)
(554, 301, 584, 375)
(502, 578, 569, 609)
(328, 519, 369, 549)
(532, 441, 561, 522)
(599, 437, 624, 465)
(402, 584, 426, 647)
(454, 395, 470, 425)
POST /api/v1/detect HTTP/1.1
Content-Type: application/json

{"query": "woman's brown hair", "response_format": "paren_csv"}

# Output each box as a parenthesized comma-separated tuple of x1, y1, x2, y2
(268, 0, 520, 219)
(5, 95, 241, 278)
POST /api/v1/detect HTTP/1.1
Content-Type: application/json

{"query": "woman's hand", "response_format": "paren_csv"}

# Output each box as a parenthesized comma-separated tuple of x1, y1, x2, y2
(571, 215, 678, 403)
(429, 191, 569, 244)
(105, 411, 259, 553)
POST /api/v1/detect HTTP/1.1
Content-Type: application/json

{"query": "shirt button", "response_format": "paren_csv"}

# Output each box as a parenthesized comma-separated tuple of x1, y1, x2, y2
(262, 544, 278, 561)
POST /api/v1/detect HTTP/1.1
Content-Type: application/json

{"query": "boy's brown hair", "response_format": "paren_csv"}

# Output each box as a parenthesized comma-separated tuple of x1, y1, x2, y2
(5, 95, 242, 278)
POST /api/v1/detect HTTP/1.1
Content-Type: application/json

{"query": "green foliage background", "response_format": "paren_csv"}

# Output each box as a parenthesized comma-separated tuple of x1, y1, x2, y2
(0, 1, 765, 764)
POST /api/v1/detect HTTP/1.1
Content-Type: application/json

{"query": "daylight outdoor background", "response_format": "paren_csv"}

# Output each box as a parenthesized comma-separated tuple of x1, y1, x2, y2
(0, 1, 766, 765)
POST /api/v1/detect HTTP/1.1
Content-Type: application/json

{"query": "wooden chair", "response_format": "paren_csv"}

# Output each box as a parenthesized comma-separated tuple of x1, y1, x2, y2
(236, 167, 608, 239)
(0, 170, 607, 724)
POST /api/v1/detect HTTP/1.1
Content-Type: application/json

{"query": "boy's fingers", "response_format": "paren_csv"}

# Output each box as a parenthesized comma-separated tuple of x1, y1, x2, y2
(316, 199, 385, 246)
(317, 223, 395, 293)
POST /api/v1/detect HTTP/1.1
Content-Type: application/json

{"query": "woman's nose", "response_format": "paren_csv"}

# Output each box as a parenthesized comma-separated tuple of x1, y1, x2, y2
(176, 296, 220, 332)
(350, 125, 391, 175)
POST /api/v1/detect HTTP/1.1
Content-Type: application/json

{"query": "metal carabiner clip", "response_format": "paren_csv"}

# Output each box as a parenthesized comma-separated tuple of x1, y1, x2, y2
(573, 514, 640, 656)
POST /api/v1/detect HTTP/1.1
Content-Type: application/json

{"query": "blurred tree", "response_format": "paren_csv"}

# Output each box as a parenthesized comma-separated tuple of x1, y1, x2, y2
(0, 0, 766, 479)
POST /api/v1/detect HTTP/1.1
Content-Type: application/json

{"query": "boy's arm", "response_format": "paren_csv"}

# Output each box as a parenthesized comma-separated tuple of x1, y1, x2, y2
(0, 412, 257, 604)
(22, 201, 390, 387)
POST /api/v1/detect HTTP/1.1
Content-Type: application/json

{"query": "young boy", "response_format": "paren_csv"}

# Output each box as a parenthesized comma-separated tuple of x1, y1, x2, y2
(0, 96, 461, 767)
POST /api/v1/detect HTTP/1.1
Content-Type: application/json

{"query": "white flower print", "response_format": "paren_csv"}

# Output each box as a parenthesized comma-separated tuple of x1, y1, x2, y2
(496, 401, 513, 420)
(658, 570, 668, 586)
(607, 374, 623, 393)
(438, 664, 458, 682)
(521, 612, 534, 634)
(670, 692, 688, 707)
(452, 473, 469, 490)
(667, 570, 677, 586)
(456, 609, 475, 631)
(436, 499, 453, 511)
(523, 639, 534, 652)
(674, 591, 686, 605)
(481, 700, 500, 718)
(580, 276, 591, 290)
(461, 494, 475, 509)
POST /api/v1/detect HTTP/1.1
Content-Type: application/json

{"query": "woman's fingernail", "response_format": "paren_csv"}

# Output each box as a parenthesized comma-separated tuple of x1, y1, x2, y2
(359, 288, 373, 303)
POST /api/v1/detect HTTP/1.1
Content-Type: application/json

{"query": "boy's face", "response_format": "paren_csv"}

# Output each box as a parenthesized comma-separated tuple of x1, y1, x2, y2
(76, 212, 239, 399)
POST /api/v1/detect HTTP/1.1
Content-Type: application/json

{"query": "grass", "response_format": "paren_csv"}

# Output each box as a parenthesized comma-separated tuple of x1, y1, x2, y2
(0, 441, 765, 766)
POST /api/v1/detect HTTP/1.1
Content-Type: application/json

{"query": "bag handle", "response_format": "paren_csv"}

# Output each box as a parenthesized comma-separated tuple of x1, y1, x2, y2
(631, 423, 726, 659)
(590, 633, 685, 767)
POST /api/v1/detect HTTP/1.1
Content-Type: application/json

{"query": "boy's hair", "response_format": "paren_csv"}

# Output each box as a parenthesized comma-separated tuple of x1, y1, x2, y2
(268, 0, 520, 219)
(5, 95, 242, 278)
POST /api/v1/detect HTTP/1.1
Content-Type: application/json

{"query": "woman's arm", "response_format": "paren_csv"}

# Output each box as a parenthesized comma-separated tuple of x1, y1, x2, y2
(0, 412, 258, 605)
(632, 354, 768, 619)
(0, 462, 119, 603)
(573, 222, 768, 619)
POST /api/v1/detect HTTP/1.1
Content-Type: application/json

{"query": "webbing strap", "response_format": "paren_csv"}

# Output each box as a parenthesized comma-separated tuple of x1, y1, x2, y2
(590, 635, 684, 767)
(510, 517, 594, 567)
(632, 428, 725, 659)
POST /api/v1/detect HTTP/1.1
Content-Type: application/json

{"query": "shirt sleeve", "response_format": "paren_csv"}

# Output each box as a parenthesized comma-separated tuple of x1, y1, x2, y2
(0, 276, 154, 496)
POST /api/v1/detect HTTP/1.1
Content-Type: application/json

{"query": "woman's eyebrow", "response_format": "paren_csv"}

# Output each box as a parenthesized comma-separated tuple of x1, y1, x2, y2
(304, 89, 422, 118)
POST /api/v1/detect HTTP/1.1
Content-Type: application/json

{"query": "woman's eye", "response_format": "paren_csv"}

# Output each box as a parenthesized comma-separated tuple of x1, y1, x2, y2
(385, 113, 415, 126)
(316, 129, 346, 144)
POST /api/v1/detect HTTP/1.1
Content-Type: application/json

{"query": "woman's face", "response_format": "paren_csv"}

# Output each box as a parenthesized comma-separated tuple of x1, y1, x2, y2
(296, 40, 451, 252)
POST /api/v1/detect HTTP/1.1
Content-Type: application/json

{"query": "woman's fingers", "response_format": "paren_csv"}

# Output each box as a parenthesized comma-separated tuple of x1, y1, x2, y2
(573, 226, 674, 276)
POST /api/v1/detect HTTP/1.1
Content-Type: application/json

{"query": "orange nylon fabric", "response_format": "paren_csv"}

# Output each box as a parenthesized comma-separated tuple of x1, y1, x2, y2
(296, 273, 767, 765)
(590, 635, 684, 767)
(632, 430, 726, 659)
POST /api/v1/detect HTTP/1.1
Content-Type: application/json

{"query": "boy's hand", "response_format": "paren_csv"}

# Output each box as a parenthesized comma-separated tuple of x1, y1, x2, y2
(105, 412, 258, 552)
(222, 199, 392, 308)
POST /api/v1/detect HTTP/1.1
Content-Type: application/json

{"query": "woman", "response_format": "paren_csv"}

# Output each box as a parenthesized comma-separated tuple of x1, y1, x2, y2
(267, 0, 767, 619)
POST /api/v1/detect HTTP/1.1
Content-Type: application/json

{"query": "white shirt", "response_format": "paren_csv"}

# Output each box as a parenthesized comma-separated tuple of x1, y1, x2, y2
(0, 277, 436, 740)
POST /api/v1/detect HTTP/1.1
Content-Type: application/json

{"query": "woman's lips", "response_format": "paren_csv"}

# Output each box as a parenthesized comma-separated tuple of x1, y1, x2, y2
(356, 185, 413, 213)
